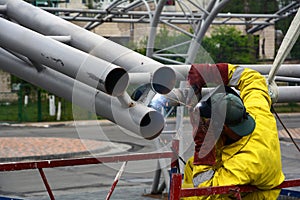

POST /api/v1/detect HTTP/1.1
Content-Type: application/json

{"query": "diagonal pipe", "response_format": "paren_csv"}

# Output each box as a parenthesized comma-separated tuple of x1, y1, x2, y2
(0, 47, 164, 140)
(0, 0, 176, 94)
(0, 18, 129, 97)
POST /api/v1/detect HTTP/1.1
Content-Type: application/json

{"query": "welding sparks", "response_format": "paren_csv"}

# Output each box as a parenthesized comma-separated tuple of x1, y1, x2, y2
(149, 94, 192, 112)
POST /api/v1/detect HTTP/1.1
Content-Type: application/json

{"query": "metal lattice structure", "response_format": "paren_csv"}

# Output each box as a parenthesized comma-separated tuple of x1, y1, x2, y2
(0, 1, 300, 199)
(0, 0, 300, 135)
(0, 0, 300, 134)
(40, 0, 300, 64)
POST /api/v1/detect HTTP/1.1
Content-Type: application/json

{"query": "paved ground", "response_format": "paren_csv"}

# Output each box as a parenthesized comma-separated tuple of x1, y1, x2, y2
(0, 137, 131, 162)
(0, 119, 299, 163)
(0, 120, 134, 163)
(0, 114, 299, 199)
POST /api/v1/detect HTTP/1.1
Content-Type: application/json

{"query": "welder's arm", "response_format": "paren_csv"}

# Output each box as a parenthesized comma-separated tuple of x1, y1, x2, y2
(187, 63, 230, 166)
(188, 63, 229, 89)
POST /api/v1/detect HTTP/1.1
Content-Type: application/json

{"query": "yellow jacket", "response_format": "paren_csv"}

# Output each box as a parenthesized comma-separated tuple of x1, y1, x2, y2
(182, 64, 285, 199)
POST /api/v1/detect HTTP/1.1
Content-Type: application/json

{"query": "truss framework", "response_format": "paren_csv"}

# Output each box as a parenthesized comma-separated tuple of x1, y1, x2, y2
(40, 0, 300, 64)
(42, 1, 299, 31)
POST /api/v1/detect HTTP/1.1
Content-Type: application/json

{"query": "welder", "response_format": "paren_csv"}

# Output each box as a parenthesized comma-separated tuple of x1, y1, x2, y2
(182, 63, 285, 199)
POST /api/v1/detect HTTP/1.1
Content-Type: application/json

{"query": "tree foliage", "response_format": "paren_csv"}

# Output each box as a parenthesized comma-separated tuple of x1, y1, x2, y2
(222, 0, 300, 61)
(128, 25, 258, 64)
(126, 26, 191, 63)
(201, 26, 258, 64)
(222, 0, 278, 14)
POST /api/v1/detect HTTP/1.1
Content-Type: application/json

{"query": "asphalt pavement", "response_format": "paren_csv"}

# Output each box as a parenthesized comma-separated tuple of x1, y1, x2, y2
(0, 113, 299, 199)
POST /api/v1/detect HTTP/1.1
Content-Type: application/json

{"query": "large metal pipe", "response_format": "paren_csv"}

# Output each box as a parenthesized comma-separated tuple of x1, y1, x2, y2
(0, 0, 176, 94)
(241, 64, 300, 78)
(0, 18, 128, 97)
(185, 0, 231, 64)
(202, 87, 300, 103)
(277, 86, 300, 102)
(0, 48, 164, 140)
(168, 64, 300, 80)
(161, 86, 300, 107)
(268, 7, 300, 84)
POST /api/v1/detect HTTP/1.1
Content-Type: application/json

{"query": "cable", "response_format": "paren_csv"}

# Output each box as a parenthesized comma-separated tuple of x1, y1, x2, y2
(171, 146, 186, 165)
(271, 105, 300, 152)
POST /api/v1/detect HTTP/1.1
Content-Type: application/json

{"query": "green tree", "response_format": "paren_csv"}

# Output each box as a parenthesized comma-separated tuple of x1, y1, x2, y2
(127, 25, 258, 64)
(154, 27, 191, 63)
(126, 26, 191, 64)
(222, 0, 278, 14)
(275, 0, 300, 60)
(222, 0, 300, 61)
(201, 26, 258, 64)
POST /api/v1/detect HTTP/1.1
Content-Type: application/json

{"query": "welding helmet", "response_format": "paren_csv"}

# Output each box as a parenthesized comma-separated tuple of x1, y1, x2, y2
(195, 85, 255, 136)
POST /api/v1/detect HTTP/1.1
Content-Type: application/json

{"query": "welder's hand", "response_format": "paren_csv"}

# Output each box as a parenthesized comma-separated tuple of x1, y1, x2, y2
(192, 117, 217, 166)
(186, 85, 202, 110)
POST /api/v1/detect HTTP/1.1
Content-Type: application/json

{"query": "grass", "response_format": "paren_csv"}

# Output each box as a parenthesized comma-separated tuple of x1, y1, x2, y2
(273, 103, 300, 113)
(0, 99, 98, 123)
(0, 99, 299, 123)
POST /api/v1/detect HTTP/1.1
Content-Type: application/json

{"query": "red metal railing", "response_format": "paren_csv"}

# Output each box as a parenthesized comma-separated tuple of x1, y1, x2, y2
(1, 138, 300, 200)
(0, 152, 174, 171)
(0, 140, 180, 200)
(169, 173, 300, 200)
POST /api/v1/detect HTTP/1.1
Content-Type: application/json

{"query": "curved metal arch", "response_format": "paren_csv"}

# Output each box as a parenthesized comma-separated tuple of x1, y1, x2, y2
(146, 0, 208, 62)
(83, 0, 129, 30)
(84, 0, 147, 30)
(145, 0, 231, 64)
(185, 0, 231, 64)
(141, 0, 153, 21)
(146, 0, 167, 57)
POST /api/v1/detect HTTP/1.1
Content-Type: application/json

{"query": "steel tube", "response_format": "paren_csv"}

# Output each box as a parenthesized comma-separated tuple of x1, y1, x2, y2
(0, 151, 174, 171)
(160, 85, 300, 105)
(146, 0, 167, 58)
(268, 7, 300, 84)
(0, 4, 6, 12)
(274, 76, 300, 83)
(277, 86, 300, 103)
(128, 73, 151, 84)
(168, 64, 300, 80)
(241, 64, 300, 78)
(185, 0, 231, 64)
(0, 0, 176, 94)
(0, 48, 164, 139)
(47, 35, 71, 43)
(0, 18, 129, 96)
(38, 168, 55, 200)
(201, 87, 300, 103)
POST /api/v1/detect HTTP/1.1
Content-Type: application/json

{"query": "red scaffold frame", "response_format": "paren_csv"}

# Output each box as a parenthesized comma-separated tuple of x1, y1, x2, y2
(0, 140, 180, 200)
(169, 173, 300, 200)
(1, 138, 300, 200)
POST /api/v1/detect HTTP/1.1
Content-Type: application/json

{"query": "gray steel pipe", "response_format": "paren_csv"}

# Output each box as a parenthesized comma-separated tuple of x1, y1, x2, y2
(168, 64, 300, 80)
(0, 0, 176, 94)
(268, 7, 300, 84)
(162, 86, 300, 106)
(0, 48, 164, 140)
(146, 0, 167, 58)
(0, 18, 128, 97)
(240, 64, 300, 78)
(277, 86, 300, 102)
(185, 0, 231, 64)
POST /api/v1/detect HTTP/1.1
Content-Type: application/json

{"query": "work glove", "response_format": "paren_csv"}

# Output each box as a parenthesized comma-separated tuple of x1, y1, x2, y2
(192, 117, 217, 166)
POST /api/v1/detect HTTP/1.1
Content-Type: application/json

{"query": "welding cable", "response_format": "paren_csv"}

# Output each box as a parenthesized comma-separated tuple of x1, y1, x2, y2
(171, 146, 186, 166)
(271, 105, 300, 152)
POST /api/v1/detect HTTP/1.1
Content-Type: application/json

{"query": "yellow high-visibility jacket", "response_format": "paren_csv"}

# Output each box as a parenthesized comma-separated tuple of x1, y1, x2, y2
(182, 64, 285, 199)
